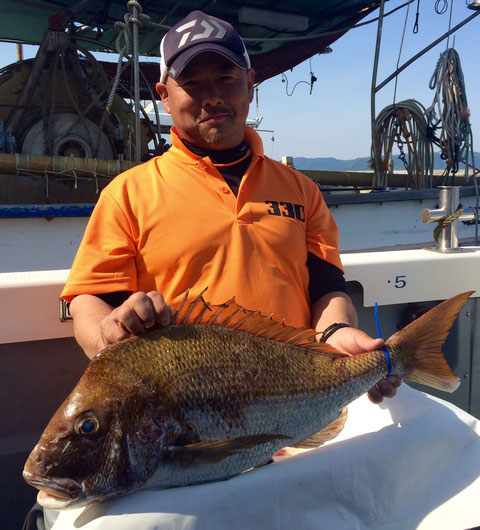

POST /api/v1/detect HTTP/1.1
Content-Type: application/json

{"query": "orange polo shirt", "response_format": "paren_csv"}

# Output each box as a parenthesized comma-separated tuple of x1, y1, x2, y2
(61, 127, 342, 328)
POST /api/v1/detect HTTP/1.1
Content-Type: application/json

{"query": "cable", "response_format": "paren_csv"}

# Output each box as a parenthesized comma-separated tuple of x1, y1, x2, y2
(413, 0, 420, 33)
(435, 0, 449, 14)
(446, 0, 454, 49)
(393, 0, 412, 105)
(281, 58, 317, 96)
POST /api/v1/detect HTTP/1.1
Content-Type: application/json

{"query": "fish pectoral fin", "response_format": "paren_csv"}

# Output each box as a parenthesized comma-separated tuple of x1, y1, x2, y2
(293, 407, 348, 448)
(170, 434, 290, 467)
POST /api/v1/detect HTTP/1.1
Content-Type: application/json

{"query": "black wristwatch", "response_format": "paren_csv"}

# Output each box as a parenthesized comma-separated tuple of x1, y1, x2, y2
(319, 323, 352, 343)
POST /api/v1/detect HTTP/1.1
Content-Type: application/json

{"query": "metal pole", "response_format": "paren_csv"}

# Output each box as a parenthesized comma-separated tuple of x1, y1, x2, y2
(438, 186, 460, 250)
(370, 0, 386, 188)
(375, 10, 480, 93)
(6, 36, 50, 135)
(130, 1, 142, 163)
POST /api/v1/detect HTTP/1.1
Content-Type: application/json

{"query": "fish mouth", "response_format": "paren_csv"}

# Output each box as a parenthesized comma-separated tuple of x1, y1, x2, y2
(23, 470, 81, 508)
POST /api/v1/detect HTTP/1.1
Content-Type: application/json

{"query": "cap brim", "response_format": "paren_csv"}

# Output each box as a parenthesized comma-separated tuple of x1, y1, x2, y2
(168, 43, 247, 80)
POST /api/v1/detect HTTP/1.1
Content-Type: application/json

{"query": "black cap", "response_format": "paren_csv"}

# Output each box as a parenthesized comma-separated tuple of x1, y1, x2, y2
(160, 10, 250, 83)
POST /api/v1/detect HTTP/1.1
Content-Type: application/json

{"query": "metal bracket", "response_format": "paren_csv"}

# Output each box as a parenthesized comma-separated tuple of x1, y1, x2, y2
(421, 186, 476, 252)
(59, 298, 72, 321)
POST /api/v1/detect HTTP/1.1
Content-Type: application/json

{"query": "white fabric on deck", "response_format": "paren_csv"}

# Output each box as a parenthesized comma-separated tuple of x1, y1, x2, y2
(46, 385, 480, 530)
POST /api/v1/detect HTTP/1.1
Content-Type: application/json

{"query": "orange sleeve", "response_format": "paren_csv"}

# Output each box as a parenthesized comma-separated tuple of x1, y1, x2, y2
(305, 182, 344, 273)
(60, 190, 138, 302)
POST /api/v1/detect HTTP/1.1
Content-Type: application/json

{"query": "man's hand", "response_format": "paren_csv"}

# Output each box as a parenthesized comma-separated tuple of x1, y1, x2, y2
(100, 291, 173, 346)
(70, 291, 174, 359)
(325, 326, 403, 404)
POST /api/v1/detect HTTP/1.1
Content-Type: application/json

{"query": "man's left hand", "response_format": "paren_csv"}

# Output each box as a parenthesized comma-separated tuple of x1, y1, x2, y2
(324, 326, 403, 404)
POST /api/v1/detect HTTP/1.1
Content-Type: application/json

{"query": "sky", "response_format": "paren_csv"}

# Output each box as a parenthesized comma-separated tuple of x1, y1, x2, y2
(1, 0, 479, 160)
(253, 1, 480, 160)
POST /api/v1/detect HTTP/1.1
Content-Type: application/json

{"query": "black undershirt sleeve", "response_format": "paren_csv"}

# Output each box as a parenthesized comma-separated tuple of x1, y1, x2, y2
(93, 256, 346, 309)
(307, 252, 348, 306)
(95, 291, 132, 307)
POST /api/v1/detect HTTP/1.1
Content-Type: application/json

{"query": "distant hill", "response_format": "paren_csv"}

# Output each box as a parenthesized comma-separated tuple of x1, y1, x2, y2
(293, 152, 480, 171)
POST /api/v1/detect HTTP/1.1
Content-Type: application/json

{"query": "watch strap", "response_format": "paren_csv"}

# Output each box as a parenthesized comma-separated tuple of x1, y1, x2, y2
(319, 322, 352, 343)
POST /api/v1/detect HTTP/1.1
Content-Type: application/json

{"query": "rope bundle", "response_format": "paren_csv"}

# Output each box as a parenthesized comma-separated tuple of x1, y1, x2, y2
(371, 99, 434, 189)
(433, 205, 464, 244)
(425, 48, 472, 184)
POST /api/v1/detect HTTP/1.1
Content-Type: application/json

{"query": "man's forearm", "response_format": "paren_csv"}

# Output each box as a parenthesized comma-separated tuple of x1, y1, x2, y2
(311, 291, 402, 403)
(69, 294, 114, 359)
(69, 291, 173, 360)
(311, 291, 358, 335)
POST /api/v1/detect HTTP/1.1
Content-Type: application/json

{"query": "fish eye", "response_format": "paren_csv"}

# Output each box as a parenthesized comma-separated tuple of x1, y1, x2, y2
(75, 416, 100, 436)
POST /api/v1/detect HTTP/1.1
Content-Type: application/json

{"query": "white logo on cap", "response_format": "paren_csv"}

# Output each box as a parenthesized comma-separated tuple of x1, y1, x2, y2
(176, 18, 226, 48)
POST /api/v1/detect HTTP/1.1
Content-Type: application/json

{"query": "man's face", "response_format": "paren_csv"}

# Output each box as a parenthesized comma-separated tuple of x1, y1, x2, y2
(156, 52, 255, 150)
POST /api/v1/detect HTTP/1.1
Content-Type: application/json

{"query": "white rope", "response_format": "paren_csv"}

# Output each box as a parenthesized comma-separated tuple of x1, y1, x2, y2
(69, 153, 78, 189)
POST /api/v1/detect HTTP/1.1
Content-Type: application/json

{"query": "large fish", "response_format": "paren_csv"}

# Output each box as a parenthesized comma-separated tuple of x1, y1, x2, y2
(23, 290, 472, 510)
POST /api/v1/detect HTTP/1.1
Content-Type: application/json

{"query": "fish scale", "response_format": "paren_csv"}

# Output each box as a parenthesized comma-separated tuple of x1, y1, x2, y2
(23, 290, 472, 509)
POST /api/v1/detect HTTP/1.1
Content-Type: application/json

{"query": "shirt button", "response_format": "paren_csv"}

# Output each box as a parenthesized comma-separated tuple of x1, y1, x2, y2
(221, 186, 230, 194)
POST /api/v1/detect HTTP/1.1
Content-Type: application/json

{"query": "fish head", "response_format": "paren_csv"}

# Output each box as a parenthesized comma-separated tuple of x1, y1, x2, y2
(23, 383, 120, 509)
(23, 373, 177, 509)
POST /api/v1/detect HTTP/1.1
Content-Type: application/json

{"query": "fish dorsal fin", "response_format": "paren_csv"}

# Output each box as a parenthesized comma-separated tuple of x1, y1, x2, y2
(172, 289, 347, 358)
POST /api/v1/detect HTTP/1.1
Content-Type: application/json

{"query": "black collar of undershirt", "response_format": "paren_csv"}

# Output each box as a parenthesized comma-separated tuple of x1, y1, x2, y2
(181, 139, 250, 165)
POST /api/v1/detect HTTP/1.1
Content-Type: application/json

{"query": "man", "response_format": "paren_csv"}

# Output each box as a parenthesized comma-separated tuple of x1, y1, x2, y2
(61, 11, 400, 403)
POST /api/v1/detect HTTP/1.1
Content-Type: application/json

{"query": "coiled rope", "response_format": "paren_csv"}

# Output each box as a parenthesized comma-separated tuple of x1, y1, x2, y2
(425, 48, 472, 185)
(371, 99, 434, 189)
(433, 205, 464, 244)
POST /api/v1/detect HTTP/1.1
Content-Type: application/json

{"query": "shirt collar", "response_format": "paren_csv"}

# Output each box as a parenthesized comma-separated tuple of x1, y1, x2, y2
(169, 126, 265, 162)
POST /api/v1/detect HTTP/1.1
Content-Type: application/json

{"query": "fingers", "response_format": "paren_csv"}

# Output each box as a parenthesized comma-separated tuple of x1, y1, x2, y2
(353, 330, 384, 353)
(148, 291, 173, 327)
(100, 291, 173, 345)
(327, 327, 385, 357)
(367, 376, 403, 404)
(326, 328, 403, 405)
(100, 320, 131, 345)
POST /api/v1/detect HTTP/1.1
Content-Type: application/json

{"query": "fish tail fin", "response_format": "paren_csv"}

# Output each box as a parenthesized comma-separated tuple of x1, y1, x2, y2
(386, 291, 473, 392)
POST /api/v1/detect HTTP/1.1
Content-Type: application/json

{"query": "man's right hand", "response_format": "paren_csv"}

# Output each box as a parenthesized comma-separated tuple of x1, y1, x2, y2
(69, 291, 173, 359)
(100, 291, 174, 345)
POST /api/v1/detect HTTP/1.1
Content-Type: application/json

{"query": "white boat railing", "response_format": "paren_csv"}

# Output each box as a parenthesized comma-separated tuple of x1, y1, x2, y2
(2, 249, 479, 344)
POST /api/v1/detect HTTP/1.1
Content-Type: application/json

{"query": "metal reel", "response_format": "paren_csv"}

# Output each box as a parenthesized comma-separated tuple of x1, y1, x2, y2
(22, 113, 113, 159)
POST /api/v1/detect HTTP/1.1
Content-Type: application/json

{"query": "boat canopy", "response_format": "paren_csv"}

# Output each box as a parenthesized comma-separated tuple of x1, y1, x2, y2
(1, 0, 383, 82)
